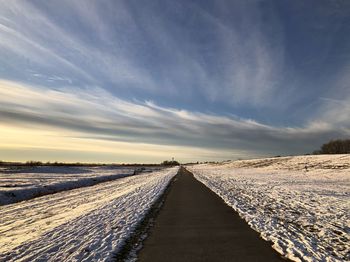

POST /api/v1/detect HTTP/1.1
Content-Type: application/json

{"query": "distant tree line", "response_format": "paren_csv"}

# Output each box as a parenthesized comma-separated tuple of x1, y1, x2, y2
(0, 161, 166, 167)
(313, 139, 350, 154)
(0, 161, 106, 167)
(161, 160, 180, 166)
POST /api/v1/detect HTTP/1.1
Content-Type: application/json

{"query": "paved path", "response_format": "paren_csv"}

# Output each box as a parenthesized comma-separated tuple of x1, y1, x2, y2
(138, 167, 285, 262)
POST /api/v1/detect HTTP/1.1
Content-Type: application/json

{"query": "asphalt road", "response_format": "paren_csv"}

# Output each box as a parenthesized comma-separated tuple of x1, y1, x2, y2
(137, 167, 285, 262)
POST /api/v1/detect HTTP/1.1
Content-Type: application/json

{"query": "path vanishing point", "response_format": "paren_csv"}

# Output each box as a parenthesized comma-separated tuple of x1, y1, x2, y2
(138, 167, 285, 262)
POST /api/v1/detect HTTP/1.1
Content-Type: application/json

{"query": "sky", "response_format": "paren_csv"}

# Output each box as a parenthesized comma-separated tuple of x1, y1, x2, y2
(0, 0, 349, 163)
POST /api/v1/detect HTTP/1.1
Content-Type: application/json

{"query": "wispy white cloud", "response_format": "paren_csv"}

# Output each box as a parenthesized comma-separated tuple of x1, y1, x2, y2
(0, 0, 292, 108)
(0, 80, 348, 158)
(189, 1, 287, 107)
(0, 0, 155, 90)
(0, 3, 95, 82)
(1, 0, 347, 113)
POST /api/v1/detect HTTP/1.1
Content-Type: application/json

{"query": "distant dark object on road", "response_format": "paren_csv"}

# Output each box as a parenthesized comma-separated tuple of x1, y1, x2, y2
(313, 139, 350, 154)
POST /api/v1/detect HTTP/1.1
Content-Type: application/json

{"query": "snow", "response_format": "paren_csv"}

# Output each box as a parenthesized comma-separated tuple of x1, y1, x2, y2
(0, 165, 161, 205)
(188, 155, 350, 262)
(0, 166, 178, 261)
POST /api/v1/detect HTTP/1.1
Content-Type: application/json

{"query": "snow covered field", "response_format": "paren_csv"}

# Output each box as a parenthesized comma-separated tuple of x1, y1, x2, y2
(0, 166, 178, 261)
(188, 155, 350, 262)
(0, 165, 159, 205)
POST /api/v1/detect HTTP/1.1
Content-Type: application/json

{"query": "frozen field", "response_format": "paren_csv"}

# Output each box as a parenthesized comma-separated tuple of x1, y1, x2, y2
(0, 166, 178, 261)
(188, 155, 350, 262)
(0, 165, 160, 205)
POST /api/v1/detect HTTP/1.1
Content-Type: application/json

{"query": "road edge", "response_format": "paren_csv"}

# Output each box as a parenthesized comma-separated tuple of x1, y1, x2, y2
(112, 168, 179, 261)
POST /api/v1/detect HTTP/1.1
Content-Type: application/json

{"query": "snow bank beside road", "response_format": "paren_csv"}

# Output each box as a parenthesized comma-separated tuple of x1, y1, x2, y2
(188, 155, 350, 262)
(0, 166, 138, 205)
(0, 166, 178, 261)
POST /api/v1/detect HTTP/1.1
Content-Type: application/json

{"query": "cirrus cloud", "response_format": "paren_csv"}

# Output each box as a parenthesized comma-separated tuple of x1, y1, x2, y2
(0, 80, 348, 162)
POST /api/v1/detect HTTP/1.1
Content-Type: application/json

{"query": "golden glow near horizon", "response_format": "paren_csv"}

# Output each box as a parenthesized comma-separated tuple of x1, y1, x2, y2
(0, 123, 238, 163)
(0, 80, 248, 163)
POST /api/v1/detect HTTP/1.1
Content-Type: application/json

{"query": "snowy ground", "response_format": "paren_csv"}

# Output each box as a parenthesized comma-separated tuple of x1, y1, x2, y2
(188, 155, 350, 262)
(0, 165, 161, 205)
(0, 166, 178, 261)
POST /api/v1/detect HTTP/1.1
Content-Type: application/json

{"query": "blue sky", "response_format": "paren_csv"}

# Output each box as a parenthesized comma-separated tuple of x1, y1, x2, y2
(0, 0, 349, 163)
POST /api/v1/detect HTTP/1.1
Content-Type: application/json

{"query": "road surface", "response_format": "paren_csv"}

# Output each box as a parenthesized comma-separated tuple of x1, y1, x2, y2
(138, 167, 285, 262)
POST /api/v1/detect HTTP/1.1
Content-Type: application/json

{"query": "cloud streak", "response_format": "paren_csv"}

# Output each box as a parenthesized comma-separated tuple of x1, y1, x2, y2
(0, 0, 156, 91)
(1, 1, 348, 109)
(0, 0, 296, 109)
(1, 80, 348, 160)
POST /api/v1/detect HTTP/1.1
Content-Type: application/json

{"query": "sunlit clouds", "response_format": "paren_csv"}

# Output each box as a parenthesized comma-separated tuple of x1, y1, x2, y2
(0, 80, 349, 162)
(0, 1, 349, 162)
